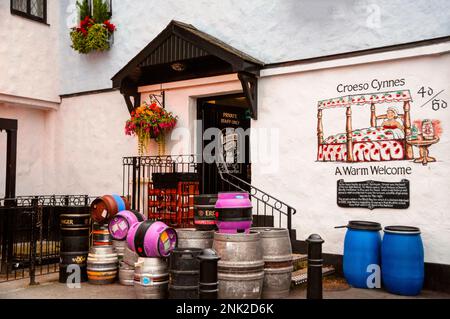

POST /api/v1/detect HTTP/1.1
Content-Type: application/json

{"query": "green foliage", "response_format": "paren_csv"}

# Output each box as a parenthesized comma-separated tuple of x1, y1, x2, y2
(76, 0, 91, 20)
(70, 24, 111, 54)
(92, 0, 111, 23)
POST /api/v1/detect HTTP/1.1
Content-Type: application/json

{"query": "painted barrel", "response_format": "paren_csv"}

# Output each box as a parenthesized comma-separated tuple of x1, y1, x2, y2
(194, 195, 218, 231)
(123, 246, 139, 267)
(109, 210, 146, 241)
(169, 248, 202, 299)
(343, 221, 382, 289)
(134, 257, 169, 299)
(119, 261, 135, 286)
(90, 194, 130, 223)
(251, 227, 293, 299)
(87, 246, 118, 285)
(112, 240, 127, 262)
(59, 207, 90, 283)
(213, 231, 264, 299)
(59, 212, 91, 237)
(59, 251, 88, 283)
(92, 223, 113, 246)
(176, 228, 214, 250)
(127, 220, 177, 258)
(382, 226, 424, 296)
(215, 192, 252, 234)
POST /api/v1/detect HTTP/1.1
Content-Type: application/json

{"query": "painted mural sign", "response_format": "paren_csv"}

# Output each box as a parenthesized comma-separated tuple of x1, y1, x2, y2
(337, 179, 410, 210)
(316, 84, 445, 210)
(317, 89, 443, 164)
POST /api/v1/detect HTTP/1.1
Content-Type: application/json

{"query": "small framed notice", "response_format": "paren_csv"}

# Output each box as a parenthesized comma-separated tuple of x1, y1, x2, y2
(337, 179, 410, 210)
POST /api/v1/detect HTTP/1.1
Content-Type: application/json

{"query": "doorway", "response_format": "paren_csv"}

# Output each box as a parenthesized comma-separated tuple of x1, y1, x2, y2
(197, 94, 251, 194)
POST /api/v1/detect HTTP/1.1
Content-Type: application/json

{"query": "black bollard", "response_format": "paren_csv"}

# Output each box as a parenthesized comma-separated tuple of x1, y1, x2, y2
(198, 248, 220, 299)
(306, 234, 324, 299)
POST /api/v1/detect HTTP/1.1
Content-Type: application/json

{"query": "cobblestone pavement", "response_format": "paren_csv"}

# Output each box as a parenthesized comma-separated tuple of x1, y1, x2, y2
(1, 273, 449, 299)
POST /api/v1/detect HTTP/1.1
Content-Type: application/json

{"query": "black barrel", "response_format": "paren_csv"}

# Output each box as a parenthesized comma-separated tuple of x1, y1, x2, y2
(194, 195, 218, 231)
(59, 211, 90, 237)
(59, 207, 90, 284)
(169, 248, 203, 299)
(198, 248, 220, 299)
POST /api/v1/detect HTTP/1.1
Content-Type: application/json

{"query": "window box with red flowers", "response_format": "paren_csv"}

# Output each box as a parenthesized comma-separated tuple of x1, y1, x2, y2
(70, 0, 116, 54)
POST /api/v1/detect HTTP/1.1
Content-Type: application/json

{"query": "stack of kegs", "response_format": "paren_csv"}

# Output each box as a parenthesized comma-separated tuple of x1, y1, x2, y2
(59, 207, 90, 283)
(339, 221, 425, 296)
(88, 194, 131, 284)
(126, 220, 178, 298)
(109, 210, 146, 286)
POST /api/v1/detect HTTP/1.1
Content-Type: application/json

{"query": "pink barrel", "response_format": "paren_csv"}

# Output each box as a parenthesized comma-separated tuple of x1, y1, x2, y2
(108, 210, 146, 241)
(127, 220, 177, 257)
(215, 192, 253, 234)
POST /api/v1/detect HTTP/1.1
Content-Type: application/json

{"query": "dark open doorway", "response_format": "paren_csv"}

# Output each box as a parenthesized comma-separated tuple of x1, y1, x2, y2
(0, 118, 17, 200)
(197, 94, 251, 194)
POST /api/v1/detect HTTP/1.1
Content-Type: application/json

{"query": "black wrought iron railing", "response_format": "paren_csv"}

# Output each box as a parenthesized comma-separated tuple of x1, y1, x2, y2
(0, 195, 93, 284)
(123, 155, 199, 227)
(122, 155, 297, 231)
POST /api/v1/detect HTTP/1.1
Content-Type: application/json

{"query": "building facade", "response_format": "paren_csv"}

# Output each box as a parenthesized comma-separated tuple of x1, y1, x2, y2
(1, 0, 450, 290)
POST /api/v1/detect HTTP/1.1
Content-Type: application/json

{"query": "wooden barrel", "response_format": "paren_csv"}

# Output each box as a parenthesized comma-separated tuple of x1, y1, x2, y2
(251, 227, 293, 299)
(213, 231, 264, 299)
(87, 246, 118, 285)
(119, 261, 135, 286)
(90, 194, 130, 223)
(127, 221, 177, 258)
(169, 248, 202, 299)
(176, 228, 214, 250)
(194, 195, 218, 231)
(113, 240, 126, 261)
(92, 223, 113, 246)
(134, 257, 169, 299)
(59, 207, 90, 283)
(109, 210, 146, 240)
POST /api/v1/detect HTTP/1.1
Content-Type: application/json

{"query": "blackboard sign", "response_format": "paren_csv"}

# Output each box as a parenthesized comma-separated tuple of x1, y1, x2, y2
(337, 179, 410, 210)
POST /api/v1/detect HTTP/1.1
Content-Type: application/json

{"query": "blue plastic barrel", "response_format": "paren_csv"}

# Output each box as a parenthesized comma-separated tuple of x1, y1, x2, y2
(343, 221, 382, 289)
(112, 194, 126, 212)
(382, 226, 424, 296)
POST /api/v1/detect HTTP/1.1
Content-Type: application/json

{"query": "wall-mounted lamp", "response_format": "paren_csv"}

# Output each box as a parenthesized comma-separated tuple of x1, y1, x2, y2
(171, 62, 186, 72)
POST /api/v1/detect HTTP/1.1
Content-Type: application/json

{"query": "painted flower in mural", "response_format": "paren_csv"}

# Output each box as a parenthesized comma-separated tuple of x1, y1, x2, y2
(125, 101, 178, 155)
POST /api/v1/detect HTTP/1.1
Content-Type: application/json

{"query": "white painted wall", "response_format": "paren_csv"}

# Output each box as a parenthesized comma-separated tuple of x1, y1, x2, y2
(0, 105, 48, 196)
(48, 91, 136, 196)
(253, 51, 450, 264)
(58, 0, 450, 94)
(0, 0, 60, 103)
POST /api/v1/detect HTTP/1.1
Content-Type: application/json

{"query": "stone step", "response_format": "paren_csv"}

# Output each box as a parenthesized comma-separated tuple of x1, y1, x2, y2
(292, 253, 307, 264)
(291, 266, 335, 286)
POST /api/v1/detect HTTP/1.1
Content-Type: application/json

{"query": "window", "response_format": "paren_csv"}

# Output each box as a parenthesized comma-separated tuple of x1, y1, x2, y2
(11, 0, 47, 23)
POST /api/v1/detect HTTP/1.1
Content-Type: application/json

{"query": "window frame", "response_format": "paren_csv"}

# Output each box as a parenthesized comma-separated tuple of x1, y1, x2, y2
(10, 0, 48, 24)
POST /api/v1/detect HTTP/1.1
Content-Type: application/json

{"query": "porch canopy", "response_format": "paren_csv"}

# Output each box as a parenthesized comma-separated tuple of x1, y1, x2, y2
(112, 20, 264, 119)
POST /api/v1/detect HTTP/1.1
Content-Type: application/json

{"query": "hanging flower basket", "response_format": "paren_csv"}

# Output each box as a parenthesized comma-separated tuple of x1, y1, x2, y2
(125, 101, 178, 156)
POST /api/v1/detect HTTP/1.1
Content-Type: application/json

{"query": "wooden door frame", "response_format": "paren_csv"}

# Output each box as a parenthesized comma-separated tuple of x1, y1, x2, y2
(0, 118, 17, 200)
(196, 93, 250, 193)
